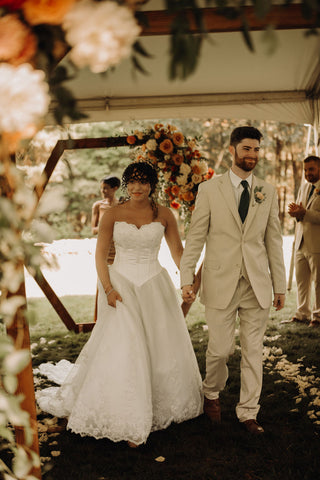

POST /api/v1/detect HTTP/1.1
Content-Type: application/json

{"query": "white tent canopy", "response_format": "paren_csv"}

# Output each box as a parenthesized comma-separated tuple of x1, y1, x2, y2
(50, 1, 320, 129)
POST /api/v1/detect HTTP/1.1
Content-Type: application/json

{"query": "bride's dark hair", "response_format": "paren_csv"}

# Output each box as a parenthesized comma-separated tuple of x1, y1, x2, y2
(121, 162, 159, 219)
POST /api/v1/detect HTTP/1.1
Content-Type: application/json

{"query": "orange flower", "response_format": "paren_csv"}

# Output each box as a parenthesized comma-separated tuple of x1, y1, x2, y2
(22, 0, 76, 26)
(182, 191, 195, 202)
(0, 14, 37, 65)
(205, 167, 214, 180)
(172, 153, 183, 166)
(148, 153, 157, 163)
(154, 131, 161, 139)
(154, 123, 163, 130)
(170, 200, 181, 209)
(127, 135, 136, 145)
(173, 132, 184, 146)
(192, 163, 202, 175)
(171, 185, 180, 196)
(160, 139, 173, 154)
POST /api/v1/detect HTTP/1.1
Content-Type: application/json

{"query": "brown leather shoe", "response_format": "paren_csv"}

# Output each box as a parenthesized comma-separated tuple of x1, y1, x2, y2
(309, 319, 320, 328)
(203, 397, 221, 424)
(292, 317, 310, 324)
(242, 419, 264, 434)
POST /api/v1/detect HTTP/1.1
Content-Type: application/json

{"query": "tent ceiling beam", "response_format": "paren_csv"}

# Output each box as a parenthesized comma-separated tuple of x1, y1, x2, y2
(49, 91, 308, 114)
(140, 5, 317, 36)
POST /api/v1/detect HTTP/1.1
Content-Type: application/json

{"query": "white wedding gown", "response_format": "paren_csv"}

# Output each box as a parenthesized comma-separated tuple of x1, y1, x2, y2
(36, 221, 203, 445)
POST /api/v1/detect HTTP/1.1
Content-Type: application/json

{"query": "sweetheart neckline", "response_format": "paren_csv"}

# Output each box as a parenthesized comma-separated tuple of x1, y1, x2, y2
(114, 221, 165, 231)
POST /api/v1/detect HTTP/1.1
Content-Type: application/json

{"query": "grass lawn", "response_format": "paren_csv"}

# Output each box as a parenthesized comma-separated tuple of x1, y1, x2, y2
(9, 286, 320, 479)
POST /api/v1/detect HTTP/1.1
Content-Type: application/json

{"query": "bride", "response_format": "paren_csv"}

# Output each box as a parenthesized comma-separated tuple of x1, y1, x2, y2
(36, 161, 203, 447)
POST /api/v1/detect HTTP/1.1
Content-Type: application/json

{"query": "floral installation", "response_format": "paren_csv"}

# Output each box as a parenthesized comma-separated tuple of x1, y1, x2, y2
(0, 0, 143, 144)
(126, 123, 213, 222)
(254, 186, 266, 204)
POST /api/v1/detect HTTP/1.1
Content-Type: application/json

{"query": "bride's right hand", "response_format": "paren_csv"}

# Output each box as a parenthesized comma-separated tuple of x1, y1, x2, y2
(106, 289, 123, 308)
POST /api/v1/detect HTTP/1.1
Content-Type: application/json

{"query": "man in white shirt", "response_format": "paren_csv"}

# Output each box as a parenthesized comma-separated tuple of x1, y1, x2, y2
(181, 126, 286, 434)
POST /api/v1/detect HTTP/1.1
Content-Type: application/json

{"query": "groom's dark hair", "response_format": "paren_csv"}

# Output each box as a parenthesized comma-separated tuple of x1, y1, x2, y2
(230, 126, 263, 147)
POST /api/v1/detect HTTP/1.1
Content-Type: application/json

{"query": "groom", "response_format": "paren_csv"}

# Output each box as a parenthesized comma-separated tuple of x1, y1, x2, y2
(181, 126, 286, 434)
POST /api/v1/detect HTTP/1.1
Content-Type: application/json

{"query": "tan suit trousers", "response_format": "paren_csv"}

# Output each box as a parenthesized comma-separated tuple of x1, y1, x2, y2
(203, 276, 269, 422)
(295, 242, 320, 321)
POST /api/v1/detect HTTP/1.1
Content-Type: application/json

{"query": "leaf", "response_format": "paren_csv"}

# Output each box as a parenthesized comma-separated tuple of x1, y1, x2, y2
(241, 17, 255, 53)
(3, 350, 30, 375)
(3, 374, 18, 395)
(261, 25, 279, 55)
(133, 40, 153, 58)
(12, 446, 33, 478)
(131, 55, 149, 76)
(0, 425, 15, 443)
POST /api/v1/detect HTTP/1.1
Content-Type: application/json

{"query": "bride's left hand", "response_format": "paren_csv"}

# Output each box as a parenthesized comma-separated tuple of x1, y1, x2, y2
(107, 289, 122, 308)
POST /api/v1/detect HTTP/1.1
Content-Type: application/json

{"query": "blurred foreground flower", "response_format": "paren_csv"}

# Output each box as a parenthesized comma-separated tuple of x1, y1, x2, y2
(62, 0, 141, 73)
(0, 63, 50, 133)
(0, 13, 37, 65)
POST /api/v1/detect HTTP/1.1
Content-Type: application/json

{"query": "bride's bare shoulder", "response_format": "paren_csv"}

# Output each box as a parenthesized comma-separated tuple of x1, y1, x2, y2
(157, 204, 176, 223)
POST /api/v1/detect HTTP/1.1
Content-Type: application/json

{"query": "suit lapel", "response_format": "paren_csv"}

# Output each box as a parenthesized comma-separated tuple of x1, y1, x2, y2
(306, 180, 320, 207)
(218, 172, 242, 229)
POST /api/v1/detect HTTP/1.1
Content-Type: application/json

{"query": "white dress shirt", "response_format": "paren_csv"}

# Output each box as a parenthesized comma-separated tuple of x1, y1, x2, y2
(229, 169, 253, 207)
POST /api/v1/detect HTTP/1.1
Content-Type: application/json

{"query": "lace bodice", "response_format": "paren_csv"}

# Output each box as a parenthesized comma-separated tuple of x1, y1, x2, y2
(111, 221, 165, 286)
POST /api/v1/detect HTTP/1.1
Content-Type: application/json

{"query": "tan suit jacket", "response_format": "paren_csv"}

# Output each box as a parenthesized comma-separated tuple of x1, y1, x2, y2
(180, 171, 286, 310)
(294, 179, 320, 253)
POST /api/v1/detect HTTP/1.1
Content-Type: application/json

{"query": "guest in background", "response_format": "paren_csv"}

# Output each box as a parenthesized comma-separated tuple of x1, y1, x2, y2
(288, 155, 320, 327)
(91, 175, 120, 319)
(91, 175, 120, 237)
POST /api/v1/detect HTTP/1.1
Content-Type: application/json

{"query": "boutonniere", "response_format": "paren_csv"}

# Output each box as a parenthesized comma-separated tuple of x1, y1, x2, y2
(316, 188, 320, 195)
(253, 186, 266, 204)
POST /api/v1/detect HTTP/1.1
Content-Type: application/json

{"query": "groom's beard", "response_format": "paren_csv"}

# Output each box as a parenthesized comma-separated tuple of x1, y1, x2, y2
(234, 151, 258, 172)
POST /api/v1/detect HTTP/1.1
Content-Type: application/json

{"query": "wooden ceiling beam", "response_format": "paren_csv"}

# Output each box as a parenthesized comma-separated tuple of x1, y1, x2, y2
(140, 4, 318, 36)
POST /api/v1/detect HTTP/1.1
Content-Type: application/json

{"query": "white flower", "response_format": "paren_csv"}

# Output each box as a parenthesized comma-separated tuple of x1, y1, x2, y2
(0, 63, 50, 133)
(163, 172, 171, 182)
(62, 0, 141, 73)
(177, 174, 188, 186)
(192, 173, 203, 184)
(146, 139, 157, 151)
(191, 159, 207, 175)
(179, 163, 191, 175)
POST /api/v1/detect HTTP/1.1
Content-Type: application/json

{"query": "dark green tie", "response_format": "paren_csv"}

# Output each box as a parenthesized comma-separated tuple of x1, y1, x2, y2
(307, 184, 315, 202)
(238, 180, 249, 223)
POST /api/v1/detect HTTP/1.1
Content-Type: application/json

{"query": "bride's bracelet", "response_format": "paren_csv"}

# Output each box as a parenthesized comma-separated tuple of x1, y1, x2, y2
(105, 287, 114, 297)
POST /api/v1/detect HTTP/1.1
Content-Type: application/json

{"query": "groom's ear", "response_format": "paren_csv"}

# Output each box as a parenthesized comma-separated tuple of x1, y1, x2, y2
(228, 145, 235, 156)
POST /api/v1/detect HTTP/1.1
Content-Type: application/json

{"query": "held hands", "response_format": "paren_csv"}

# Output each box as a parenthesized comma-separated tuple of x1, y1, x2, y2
(181, 284, 196, 304)
(273, 293, 285, 311)
(288, 202, 306, 221)
(105, 288, 122, 308)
